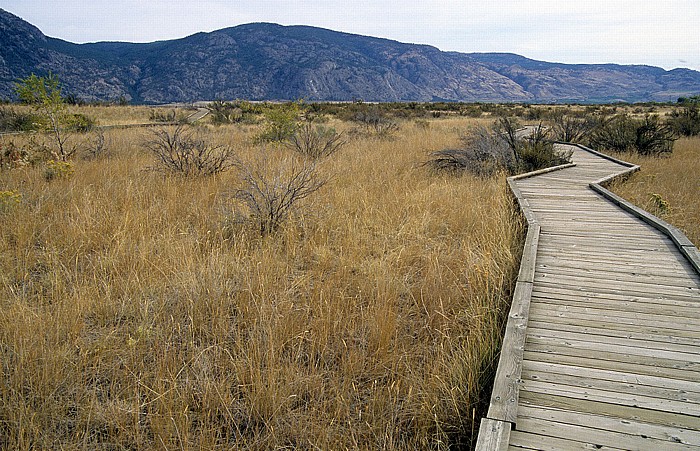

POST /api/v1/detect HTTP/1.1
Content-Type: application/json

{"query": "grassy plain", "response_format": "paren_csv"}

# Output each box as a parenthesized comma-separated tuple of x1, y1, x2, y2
(611, 136, 700, 247)
(0, 112, 522, 449)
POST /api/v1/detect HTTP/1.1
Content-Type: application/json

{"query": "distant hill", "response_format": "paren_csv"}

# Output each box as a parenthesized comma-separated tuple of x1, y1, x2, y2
(2, 8, 699, 104)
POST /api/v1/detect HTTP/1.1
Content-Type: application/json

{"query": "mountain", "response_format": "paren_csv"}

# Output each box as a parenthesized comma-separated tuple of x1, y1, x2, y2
(2, 8, 700, 104)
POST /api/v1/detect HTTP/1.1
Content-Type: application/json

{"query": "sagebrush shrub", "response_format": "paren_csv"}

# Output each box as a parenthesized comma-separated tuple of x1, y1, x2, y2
(285, 122, 346, 159)
(589, 114, 675, 155)
(145, 125, 236, 176)
(232, 158, 325, 235)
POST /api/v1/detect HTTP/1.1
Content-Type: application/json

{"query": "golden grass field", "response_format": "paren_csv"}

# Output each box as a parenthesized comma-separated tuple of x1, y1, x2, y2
(1, 106, 697, 450)
(611, 136, 700, 247)
(1, 113, 523, 449)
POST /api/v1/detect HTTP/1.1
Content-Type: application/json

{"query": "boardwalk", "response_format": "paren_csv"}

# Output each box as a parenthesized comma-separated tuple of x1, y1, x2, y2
(477, 144, 700, 450)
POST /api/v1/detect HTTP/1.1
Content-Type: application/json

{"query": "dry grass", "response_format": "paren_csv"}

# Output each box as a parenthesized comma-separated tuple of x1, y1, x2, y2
(0, 117, 521, 449)
(612, 136, 700, 247)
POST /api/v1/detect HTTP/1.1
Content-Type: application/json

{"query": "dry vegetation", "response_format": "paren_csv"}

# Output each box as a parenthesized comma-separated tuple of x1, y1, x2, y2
(611, 136, 700, 247)
(0, 112, 523, 449)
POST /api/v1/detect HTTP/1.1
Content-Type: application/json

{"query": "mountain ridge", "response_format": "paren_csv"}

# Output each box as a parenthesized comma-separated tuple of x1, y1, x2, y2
(2, 8, 699, 104)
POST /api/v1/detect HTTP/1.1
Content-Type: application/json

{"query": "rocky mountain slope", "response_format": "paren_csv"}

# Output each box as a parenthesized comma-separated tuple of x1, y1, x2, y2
(2, 8, 699, 103)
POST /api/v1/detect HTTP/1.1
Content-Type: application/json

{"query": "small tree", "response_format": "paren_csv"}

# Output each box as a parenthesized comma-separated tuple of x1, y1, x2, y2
(15, 72, 74, 160)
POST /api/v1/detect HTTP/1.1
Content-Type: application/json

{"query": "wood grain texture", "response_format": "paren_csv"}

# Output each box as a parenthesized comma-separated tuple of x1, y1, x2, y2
(477, 143, 700, 449)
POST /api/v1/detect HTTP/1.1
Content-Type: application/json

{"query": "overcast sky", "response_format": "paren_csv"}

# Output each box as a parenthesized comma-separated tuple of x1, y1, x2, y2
(2, 0, 699, 70)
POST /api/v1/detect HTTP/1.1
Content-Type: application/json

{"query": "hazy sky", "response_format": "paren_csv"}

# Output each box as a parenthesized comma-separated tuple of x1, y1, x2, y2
(2, 0, 699, 70)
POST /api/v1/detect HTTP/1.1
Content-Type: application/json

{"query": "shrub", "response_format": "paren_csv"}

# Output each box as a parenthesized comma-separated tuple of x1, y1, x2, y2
(0, 141, 32, 169)
(0, 190, 22, 213)
(65, 113, 96, 132)
(428, 126, 512, 176)
(427, 118, 571, 176)
(352, 106, 399, 138)
(590, 114, 675, 155)
(81, 129, 110, 160)
(668, 104, 700, 137)
(233, 158, 325, 235)
(285, 122, 346, 159)
(549, 111, 596, 143)
(0, 106, 37, 132)
(148, 109, 188, 124)
(44, 159, 74, 181)
(144, 125, 236, 176)
(256, 102, 301, 143)
(634, 115, 676, 155)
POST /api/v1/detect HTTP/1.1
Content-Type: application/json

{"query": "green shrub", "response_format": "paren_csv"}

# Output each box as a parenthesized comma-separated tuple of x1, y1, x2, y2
(65, 113, 96, 132)
(0, 106, 38, 132)
(668, 104, 700, 137)
(44, 159, 74, 181)
(0, 190, 22, 213)
(285, 122, 346, 159)
(256, 102, 300, 143)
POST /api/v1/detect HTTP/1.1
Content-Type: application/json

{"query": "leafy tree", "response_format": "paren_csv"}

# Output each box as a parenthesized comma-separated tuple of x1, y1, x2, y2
(14, 72, 74, 160)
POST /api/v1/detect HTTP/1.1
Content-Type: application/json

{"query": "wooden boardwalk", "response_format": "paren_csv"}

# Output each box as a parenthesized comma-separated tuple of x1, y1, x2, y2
(477, 144, 700, 450)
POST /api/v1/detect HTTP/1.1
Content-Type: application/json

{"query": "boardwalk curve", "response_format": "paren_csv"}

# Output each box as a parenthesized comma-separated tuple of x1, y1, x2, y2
(477, 143, 700, 450)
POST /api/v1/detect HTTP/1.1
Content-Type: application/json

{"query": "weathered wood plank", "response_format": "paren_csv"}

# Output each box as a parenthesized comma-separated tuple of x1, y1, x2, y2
(516, 407, 700, 448)
(526, 319, 700, 348)
(522, 360, 700, 394)
(508, 430, 626, 450)
(487, 281, 533, 422)
(523, 349, 700, 381)
(520, 368, 700, 405)
(515, 416, 700, 450)
(518, 390, 700, 432)
(526, 327, 700, 357)
(476, 419, 511, 451)
(478, 143, 700, 448)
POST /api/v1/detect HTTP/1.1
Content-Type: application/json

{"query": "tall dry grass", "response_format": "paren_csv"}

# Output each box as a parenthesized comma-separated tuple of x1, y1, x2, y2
(0, 117, 521, 449)
(612, 136, 700, 247)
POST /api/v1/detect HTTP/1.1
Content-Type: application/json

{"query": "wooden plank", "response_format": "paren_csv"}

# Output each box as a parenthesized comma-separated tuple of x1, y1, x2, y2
(520, 368, 700, 406)
(525, 333, 700, 366)
(526, 314, 700, 342)
(526, 320, 700, 348)
(523, 350, 700, 381)
(535, 254, 693, 272)
(508, 430, 626, 450)
(488, 281, 533, 422)
(531, 285, 700, 309)
(529, 303, 700, 332)
(535, 264, 700, 289)
(522, 360, 700, 395)
(526, 327, 700, 357)
(515, 416, 700, 450)
(535, 256, 697, 279)
(519, 391, 700, 432)
(531, 293, 700, 319)
(518, 405, 700, 446)
(533, 279, 700, 302)
(476, 418, 511, 451)
(518, 225, 540, 283)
